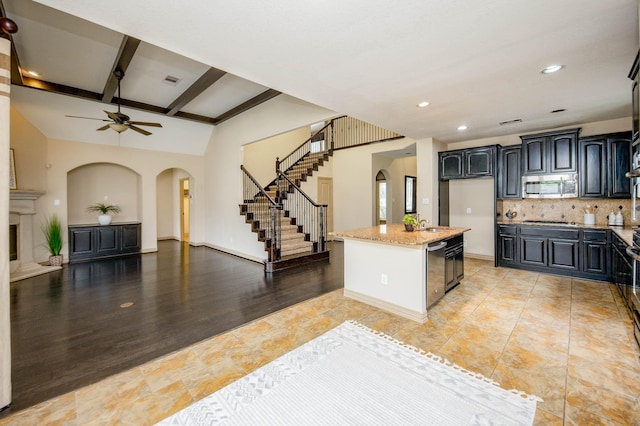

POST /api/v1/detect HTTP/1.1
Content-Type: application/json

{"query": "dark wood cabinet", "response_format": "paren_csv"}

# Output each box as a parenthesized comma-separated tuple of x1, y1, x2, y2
(608, 134, 632, 198)
(69, 222, 141, 263)
(444, 235, 464, 291)
(497, 146, 522, 199)
(497, 224, 608, 280)
(579, 132, 631, 199)
(497, 225, 518, 265)
(439, 145, 496, 180)
(521, 129, 579, 175)
(579, 138, 607, 198)
(440, 151, 464, 179)
(548, 238, 580, 272)
(520, 235, 547, 267)
(612, 232, 632, 307)
(466, 147, 494, 177)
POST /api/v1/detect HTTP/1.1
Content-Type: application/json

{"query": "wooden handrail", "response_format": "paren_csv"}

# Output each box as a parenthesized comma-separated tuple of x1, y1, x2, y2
(277, 171, 327, 208)
(240, 165, 277, 205)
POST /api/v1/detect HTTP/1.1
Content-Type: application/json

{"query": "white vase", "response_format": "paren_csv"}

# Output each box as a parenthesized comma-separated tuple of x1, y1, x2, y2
(98, 214, 112, 225)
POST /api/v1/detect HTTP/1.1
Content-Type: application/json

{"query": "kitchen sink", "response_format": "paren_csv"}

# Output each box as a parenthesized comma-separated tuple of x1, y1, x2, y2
(421, 227, 446, 233)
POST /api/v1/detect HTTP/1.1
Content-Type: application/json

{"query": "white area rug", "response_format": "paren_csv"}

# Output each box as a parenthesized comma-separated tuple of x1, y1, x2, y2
(157, 321, 540, 425)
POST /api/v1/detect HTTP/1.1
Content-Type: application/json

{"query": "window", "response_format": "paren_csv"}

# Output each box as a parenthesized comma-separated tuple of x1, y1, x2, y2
(405, 176, 416, 213)
(376, 171, 387, 224)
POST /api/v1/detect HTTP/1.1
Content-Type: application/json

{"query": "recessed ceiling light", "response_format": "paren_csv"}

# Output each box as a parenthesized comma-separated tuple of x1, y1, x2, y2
(416, 101, 430, 108)
(457, 125, 468, 131)
(26, 70, 40, 77)
(541, 64, 564, 74)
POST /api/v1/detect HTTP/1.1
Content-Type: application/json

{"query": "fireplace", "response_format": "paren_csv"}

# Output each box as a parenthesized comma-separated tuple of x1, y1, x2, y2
(9, 225, 17, 261)
(9, 190, 62, 282)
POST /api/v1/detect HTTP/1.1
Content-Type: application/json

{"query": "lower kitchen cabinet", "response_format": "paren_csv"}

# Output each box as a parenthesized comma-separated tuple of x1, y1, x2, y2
(582, 230, 608, 275)
(444, 235, 464, 291)
(69, 222, 141, 263)
(496, 224, 609, 280)
(497, 225, 518, 265)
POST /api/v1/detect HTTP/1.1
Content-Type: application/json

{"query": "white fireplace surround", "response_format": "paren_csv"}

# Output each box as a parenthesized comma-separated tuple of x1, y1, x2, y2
(9, 190, 61, 282)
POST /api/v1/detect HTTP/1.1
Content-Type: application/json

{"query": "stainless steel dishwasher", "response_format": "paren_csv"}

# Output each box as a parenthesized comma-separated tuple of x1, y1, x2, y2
(426, 240, 447, 308)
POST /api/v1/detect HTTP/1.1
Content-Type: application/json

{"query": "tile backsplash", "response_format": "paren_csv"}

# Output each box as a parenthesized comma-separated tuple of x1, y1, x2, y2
(497, 199, 633, 226)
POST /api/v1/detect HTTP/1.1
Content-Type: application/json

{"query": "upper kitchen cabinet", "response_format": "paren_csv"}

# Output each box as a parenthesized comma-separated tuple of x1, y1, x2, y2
(438, 145, 496, 180)
(497, 145, 522, 199)
(608, 133, 631, 198)
(521, 128, 580, 175)
(579, 132, 631, 199)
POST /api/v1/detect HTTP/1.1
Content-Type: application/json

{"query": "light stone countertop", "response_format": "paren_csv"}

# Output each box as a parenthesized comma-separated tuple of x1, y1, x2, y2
(331, 224, 470, 248)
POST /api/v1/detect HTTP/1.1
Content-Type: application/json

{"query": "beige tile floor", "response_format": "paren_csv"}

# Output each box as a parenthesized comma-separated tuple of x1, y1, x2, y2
(1, 258, 639, 425)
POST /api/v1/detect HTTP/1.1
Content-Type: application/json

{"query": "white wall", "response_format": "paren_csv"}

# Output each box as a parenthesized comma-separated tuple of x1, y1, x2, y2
(156, 169, 174, 239)
(332, 138, 422, 231)
(203, 94, 336, 261)
(67, 163, 141, 225)
(449, 179, 495, 258)
(242, 126, 311, 186)
(38, 139, 205, 261)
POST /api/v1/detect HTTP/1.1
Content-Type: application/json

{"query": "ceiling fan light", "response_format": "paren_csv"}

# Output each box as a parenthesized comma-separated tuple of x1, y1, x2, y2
(109, 123, 128, 133)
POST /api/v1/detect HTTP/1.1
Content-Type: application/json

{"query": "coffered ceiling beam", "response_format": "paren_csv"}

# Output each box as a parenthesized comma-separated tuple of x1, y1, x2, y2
(166, 67, 226, 116)
(214, 89, 281, 124)
(101, 35, 140, 103)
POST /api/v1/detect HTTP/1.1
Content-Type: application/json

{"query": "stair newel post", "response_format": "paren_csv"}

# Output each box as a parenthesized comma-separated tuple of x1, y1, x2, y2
(269, 205, 278, 262)
(319, 205, 325, 252)
(275, 157, 280, 174)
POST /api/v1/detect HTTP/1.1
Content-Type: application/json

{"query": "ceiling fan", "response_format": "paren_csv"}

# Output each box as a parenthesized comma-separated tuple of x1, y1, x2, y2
(66, 69, 162, 136)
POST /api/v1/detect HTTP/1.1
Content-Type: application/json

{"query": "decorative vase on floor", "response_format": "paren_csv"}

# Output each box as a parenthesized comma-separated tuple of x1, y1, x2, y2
(49, 255, 63, 267)
(98, 214, 112, 226)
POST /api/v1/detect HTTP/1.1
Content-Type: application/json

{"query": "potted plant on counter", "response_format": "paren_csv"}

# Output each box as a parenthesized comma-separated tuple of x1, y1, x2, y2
(42, 214, 64, 266)
(403, 214, 418, 232)
(87, 202, 121, 225)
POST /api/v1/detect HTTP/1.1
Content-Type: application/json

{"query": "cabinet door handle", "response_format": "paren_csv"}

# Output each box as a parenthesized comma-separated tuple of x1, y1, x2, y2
(626, 246, 640, 262)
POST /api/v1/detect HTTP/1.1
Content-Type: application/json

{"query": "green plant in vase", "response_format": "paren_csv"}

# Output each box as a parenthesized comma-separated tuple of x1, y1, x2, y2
(87, 203, 121, 225)
(42, 214, 64, 266)
(402, 214, 418, 231)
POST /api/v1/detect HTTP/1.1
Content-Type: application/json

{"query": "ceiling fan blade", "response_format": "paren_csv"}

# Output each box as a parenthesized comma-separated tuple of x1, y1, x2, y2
(96, 124, 111, 131)
(128, 121, 163, 128)
(66, 115, 110, 122)
(104, 110, 121, 122)
(128, 125, 152, 136)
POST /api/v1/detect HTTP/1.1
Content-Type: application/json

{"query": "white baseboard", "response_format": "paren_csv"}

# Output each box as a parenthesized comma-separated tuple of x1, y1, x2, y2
(202, 243, 264, 264)
(343, 289, 428, 323)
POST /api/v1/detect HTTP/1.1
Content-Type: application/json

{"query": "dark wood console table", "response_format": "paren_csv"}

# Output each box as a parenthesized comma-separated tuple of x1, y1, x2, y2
(68, 222, 141, 263)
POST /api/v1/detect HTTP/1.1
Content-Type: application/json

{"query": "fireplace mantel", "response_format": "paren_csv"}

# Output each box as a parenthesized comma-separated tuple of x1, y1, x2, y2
(10, 190, 45, 201)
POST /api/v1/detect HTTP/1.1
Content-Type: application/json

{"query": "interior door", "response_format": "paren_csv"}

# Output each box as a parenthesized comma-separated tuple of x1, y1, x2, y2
(180, 178, 190, 243)
(318, 177, 333, 238)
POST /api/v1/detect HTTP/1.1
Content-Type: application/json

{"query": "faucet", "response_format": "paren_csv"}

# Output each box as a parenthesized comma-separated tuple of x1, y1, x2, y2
(419, 218, 430, 229)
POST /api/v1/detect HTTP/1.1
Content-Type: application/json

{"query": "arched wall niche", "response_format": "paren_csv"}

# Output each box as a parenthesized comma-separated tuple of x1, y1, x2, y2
(67, 162, 141, 225)
(156, 168, 193, 241)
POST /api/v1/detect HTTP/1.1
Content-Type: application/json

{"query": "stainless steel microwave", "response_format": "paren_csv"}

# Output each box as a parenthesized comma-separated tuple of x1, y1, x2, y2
(522, 174, 578, 198)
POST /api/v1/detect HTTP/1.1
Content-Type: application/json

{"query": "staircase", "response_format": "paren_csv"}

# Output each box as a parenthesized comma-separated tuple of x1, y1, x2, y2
(240, 116, 403, 272)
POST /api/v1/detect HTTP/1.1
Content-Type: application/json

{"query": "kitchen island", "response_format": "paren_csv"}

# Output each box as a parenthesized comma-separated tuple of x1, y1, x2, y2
(332, 224, 469, 323)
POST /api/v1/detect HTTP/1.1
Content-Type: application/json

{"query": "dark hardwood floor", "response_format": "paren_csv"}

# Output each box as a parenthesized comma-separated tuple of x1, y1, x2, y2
(4, 241, 343, 415)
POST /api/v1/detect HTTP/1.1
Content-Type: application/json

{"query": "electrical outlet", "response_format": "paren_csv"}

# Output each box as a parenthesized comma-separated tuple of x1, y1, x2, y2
(466, 207, 472, 214)
(381, 273, 388, 285)
(422, 198, 429, 205)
